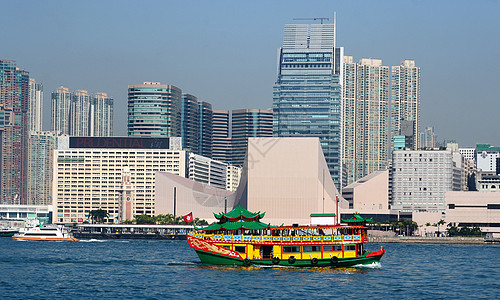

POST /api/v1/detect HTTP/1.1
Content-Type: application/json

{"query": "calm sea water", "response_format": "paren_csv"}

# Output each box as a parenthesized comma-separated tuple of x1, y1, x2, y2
(0, 238, 498, 299)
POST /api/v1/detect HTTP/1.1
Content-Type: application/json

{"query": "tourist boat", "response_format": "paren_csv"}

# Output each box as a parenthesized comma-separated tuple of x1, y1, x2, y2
(0, 227, 19, 237)
(13, 225, 78, 241)
(187, 205, 385, 267)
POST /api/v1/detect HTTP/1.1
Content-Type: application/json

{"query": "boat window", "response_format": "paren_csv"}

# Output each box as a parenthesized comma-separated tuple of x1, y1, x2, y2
(345, 244, 355, 251)
(323, 245, 342, 251)
(234, 246, 246, 253)
(302, 245, 321, 252)
(283, 246, 300, 253)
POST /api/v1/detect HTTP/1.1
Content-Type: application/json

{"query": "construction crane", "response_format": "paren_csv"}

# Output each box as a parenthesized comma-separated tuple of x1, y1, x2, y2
(293, 17, 329, 24)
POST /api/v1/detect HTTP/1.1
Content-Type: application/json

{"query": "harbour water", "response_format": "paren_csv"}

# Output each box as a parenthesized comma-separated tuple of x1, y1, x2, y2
(0, 239, 498, 299)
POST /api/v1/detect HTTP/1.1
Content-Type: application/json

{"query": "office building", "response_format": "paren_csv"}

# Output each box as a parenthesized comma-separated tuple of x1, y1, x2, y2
(188, 153, 226, 189)
(28, 78, 43, 132)
(127, 82, 181, 137)
(231, 109, 272, 166)
(198, 101, 213, 158)
(181, 94, 213, 158)
(390, 150, 461, 213)
(212, 109, 230, 163)
(0, 60, 29, 204)
(343, 56, 389, 185)
(476, 144, 500, 172)
(51, 86, 71, 135)
(91, 92, 113, 136)
(28, 132, 69, 205)
(273, 23, 344, 189)
(391, 60, 420, 150)
(181, 94, 200, 153)
(459, 148, 475, 161)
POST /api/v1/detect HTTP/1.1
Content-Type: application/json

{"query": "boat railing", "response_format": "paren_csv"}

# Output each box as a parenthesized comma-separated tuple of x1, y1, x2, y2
(191, 233, 362, 243)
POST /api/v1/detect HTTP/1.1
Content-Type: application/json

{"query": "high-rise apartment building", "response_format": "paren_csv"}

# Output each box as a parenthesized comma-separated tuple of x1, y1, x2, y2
(212, 109, 230, 163)
(91, 92, 113, 136)
(27, 132, 69, 205)
(70, 90, 91, 136)
(391, 60, 421, 150)
(0, 60, 29, 204)
(51, 87, 113, 137)
(51, 86, 71, 135)
(127, 82, 181, 137)
(273, 23, 344, 189)
(231, 109, 272, 166)
(343, 56, 389, 185)
(420, 126, 437, 149)
(28, 78, 43, 132)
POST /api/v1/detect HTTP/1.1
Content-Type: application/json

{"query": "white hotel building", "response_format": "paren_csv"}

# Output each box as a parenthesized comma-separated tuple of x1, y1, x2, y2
(52, 137, 240, 224)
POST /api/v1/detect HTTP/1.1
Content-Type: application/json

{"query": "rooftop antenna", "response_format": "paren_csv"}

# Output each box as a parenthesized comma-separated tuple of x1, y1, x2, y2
(293, 17, 329, 24)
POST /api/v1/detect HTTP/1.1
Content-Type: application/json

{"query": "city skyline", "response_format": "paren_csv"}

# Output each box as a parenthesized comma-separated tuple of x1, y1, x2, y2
(2, 0, 499, 146)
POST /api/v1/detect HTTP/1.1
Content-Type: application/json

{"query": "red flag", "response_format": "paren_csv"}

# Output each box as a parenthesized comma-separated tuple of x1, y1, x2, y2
(183, 212, 193, 223)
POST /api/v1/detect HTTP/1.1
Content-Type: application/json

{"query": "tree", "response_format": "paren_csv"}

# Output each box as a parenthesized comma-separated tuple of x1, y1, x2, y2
(436, 219, 446, 237)
(88, 209, 109, 224)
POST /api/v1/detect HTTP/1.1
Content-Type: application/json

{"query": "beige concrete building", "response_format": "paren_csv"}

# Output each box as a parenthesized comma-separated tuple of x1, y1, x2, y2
(342, 170, 389, 211)
(446, 191, 500, 236)
(237, 137, 347, 225)
(155, 172, 236, 222)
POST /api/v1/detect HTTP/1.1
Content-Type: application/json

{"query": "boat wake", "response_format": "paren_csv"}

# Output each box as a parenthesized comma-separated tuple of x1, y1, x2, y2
(354, 262, 382, 269)
(78, 239, 107, 243)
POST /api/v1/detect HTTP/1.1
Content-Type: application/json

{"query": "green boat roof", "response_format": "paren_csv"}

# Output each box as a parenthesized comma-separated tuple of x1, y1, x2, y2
(194, 221, 271, 231)
(310, 213, 336, 217)
(341, 213, 372, 223)
(213, 205, 265, 220)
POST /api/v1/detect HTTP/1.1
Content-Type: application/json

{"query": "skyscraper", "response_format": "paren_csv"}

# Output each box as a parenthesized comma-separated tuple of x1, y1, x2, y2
(91, 92, 113, 136)
(212, 109, 230, 163)
(0, 60, 29, 204)
(70, 90, 91, 136)
(27, 132, 69, 205)
(343, 56, 389, 185)
(273, 23, 344, 189)
(28, 78, 43, 132)
(51, 86, 71, 135)
(391, 60, 421, 150)
(127, 82, 181, 137)
(52, 87, 113, 136)
(181, 94, 200, 153)
(198, 101, 213, 158)
(181, 94, 213, 157)
(231, 109, 272, 166)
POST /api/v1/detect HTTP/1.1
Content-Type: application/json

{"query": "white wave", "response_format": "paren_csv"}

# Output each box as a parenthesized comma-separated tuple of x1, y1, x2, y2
(78, 239, 107, 243)
(354, 262, 382, 269)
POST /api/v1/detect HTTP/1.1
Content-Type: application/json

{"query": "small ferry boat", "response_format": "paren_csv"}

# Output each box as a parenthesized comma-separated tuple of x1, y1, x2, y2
(187, 205, 385, 267)
(0, 227, 19, 237)
(13, 225, 78, 241)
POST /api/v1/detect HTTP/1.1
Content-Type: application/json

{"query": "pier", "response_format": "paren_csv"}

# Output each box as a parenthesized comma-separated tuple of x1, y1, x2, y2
(72, 224, 195, 240)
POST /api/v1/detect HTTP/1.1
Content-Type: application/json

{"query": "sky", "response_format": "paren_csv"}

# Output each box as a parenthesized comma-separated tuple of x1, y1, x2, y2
(2, 0, 499, 147)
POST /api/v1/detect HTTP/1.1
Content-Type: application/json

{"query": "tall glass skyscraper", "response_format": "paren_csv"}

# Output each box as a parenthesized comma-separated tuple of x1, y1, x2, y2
(127, 82, 181, 137)
(273, 23, 344, 189)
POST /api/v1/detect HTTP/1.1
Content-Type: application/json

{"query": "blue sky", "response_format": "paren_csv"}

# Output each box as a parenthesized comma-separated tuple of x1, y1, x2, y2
(2, 0, 499, 147)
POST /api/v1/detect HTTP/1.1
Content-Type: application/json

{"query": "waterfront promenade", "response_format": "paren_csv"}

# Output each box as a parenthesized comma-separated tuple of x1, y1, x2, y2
(368, 236, 498, 244)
